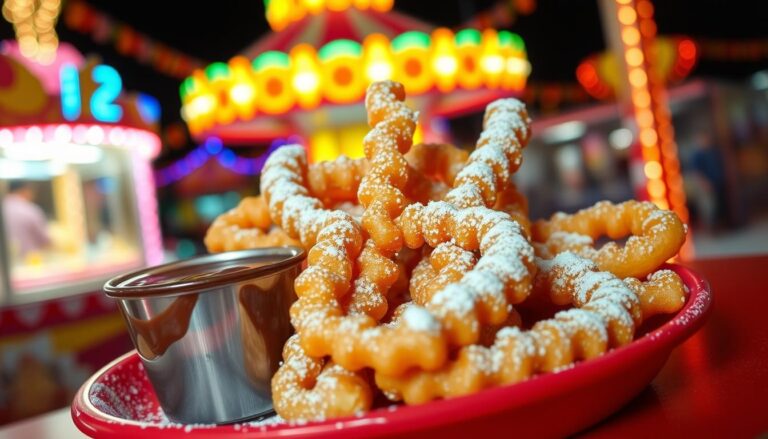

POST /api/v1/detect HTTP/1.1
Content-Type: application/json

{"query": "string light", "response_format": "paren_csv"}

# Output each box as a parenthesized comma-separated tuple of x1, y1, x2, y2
(2, 0, 62, 64)
(0, 123, 161, 160)
(154, 137, 300, 186)
(181, 27, 530, 135)
(577, 36, 696, 100)
(613, 0, 691, 256)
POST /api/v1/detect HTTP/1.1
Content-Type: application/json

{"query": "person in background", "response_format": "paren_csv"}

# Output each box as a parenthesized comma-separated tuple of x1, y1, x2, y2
(2, 180, 51, 258)
(688, 132, 727, 231)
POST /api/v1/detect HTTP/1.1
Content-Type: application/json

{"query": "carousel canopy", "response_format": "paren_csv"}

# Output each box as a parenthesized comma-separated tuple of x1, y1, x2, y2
(179, 0, 531, 141)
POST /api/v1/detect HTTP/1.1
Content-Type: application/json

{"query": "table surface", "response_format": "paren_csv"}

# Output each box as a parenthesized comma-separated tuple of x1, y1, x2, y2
(1, 255, 766, 438)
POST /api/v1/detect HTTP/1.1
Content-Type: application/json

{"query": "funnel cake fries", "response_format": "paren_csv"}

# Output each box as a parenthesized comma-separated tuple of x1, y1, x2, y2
(532, 200, 687, 278)
(358, 81, 418, 253)
(374, 252, 685, 404)
(261, 145, 448, 372)
(201, 79, 690, 422)
(272, 335, 373, 421)
(204, 195, 299, 252)
(206, 148, 469, 253)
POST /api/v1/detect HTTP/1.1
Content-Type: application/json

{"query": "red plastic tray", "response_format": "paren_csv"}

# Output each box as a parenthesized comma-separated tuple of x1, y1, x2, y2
(72, 264, 711, 438)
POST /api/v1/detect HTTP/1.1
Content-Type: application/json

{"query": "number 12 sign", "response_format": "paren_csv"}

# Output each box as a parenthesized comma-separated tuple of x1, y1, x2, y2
(60, 63, 124, 123)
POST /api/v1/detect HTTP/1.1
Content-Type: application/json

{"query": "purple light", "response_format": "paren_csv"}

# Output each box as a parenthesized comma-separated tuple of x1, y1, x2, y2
(154, 136, 303, 187)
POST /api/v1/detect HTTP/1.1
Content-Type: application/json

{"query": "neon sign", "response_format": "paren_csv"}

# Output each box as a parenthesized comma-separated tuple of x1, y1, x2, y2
(60, 64, 81, 121)
(60, 63, 124, 123)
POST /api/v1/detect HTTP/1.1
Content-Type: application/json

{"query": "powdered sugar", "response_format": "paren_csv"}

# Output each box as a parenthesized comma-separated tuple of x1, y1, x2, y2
(402, 305, 441, 333)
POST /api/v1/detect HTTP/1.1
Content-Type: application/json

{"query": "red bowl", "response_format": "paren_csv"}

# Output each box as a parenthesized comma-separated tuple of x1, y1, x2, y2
(72, 264, 711, 439)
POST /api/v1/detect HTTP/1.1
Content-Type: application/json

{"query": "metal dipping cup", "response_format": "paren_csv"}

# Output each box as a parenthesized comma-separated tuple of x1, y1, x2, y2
(103, 247, 305, 424)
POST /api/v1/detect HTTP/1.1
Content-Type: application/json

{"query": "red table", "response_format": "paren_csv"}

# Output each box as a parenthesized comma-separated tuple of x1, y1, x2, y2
(580, 255, 768, 438)
(1, 255, 766, 438)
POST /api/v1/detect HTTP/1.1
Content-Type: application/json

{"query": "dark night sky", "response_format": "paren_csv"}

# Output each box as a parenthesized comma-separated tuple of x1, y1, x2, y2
(2, 0, 767, 159)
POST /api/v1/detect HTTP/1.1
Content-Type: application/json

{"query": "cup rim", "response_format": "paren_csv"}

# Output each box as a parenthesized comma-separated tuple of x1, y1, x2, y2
(103, 246, 305, 299)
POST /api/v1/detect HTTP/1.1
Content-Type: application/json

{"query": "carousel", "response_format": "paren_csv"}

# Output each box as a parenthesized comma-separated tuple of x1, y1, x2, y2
(178, 0, 531, 162)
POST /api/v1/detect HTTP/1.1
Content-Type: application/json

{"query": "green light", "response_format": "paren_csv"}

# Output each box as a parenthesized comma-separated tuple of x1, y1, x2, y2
(180, 77, 195, 99)
(498, 31, 512, 47)
(254, 51, 291, 70)
(508, 33, 526, 51)
(205, 62, 230, 81)
(318, 39, 362, 61)
(455, 29, 481, 46)
(391, 31, 430, 52)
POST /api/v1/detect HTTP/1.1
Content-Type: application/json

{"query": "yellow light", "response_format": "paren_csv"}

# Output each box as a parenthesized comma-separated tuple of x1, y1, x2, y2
(256, 64, 296, 114)
(431, 28, 458, 92)
(625, 47, 644, 66)
(434, 56, 457, 75)
(629, 68, 647, 87)
(639, 128, 658, 146)
(637, 109, 654, 126)
(393, 42, 433, 95)
(481, 55, 504, 74)
(230, 83, 255, 105)
(6, 0, 62, 63)
(647, 178, 666, 198)
(643, 160, 663, 179)
(506, 57, 530, 75)
(339, 124, 369, 159)
(188, 95, 216, 118)
(304, 0, 324, 13)
(621, 27, 640, 45)
(290, 44, 322, 108)
(632, 90, 651, 108)
(413, 122, 423, 145)
(266, 0, 393, 31)
(310, 129, 340, 163)
(293, 72, 319, 94)
(322, 54, 365, 104)
(266, 0, 291, 31)
(480, 30, 504, 88)
(456, 40, 483, 90)
(228, 57, 258, 119)
(366, 62, 392, 81)
(208, 66, 237, 126)
(363, 34, 394, 82)
(618, 6, 637, 25)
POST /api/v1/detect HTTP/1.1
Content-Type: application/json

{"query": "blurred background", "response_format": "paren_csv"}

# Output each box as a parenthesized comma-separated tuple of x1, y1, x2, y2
(0, 0, 766, 425)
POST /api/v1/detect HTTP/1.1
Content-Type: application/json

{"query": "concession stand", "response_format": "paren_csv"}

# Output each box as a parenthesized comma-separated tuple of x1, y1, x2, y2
(0, 41, 162, 423)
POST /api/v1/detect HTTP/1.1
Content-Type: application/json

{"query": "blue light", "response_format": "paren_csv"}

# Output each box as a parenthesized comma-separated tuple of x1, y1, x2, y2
(60, 64, 81, 121)
(91, 65, 124, 123)
(204, 137, 223, 155)
(136, 93, 161, 124)
(218, 148, 237, 168)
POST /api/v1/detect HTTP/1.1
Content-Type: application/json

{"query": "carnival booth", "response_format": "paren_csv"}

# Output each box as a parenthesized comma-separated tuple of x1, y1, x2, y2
(0, 41, 162, 423)
(177, 0, 531, 160)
